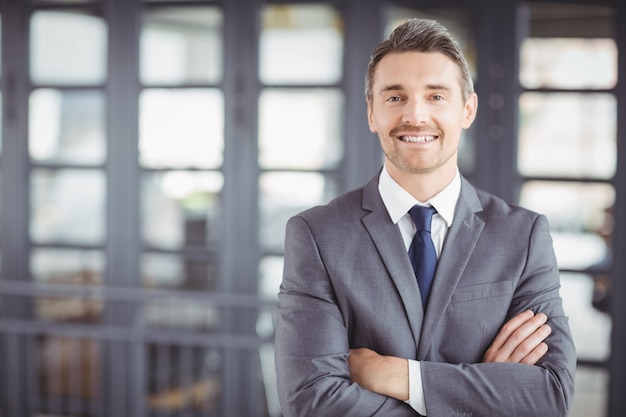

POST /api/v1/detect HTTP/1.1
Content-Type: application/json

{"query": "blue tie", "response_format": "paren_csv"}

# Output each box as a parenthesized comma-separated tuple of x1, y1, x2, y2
(408, 205, 437, 307)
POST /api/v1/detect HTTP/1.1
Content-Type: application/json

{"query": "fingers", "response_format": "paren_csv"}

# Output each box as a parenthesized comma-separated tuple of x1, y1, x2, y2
(509, 322, 551, 364)
(483, 310, 551, 364)
(487, 310, 535, 355)
(520, 342, 549, 365)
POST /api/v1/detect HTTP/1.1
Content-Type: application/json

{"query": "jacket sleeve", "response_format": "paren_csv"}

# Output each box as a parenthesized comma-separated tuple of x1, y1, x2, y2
(274, 215, 419, 417)
(419, 214, 576, 417)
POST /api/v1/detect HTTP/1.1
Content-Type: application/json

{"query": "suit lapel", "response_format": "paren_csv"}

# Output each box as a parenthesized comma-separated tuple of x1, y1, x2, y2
(361, 175, 425, 350)
(417, 178, 485, 358)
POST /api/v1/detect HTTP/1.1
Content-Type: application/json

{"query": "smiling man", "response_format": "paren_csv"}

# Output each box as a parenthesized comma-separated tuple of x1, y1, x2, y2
(368, 50, 475, 201)
(275, 18, 576, 417)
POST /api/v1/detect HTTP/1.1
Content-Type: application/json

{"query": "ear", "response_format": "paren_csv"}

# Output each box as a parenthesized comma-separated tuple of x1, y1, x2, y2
(366, 99, 378, 133)
(462, 93, 478, 129)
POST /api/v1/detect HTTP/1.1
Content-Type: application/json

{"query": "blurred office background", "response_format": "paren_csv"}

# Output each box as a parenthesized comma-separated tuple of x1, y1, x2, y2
(0, 0, 624, 416)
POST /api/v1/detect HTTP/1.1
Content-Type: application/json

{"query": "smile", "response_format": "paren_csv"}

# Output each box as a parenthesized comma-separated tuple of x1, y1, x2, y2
(400, 135, 437, 143)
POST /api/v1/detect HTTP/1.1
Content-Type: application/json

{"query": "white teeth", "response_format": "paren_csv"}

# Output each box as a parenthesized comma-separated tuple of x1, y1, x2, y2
(402, 135, 436, 143)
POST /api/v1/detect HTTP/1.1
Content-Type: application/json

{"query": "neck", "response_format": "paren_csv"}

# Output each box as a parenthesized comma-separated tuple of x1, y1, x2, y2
(387, 164, 457, 202)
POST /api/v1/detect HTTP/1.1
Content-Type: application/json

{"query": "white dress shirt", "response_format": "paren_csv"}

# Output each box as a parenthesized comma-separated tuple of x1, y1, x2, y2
(378, 164, 461, 416)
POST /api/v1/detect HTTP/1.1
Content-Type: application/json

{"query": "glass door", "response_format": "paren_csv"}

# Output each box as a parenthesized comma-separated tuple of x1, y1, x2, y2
(517, 4, 617, 416)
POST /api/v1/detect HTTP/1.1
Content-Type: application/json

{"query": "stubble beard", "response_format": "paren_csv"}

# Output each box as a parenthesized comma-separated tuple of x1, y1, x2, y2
(382, 137, 456, 176)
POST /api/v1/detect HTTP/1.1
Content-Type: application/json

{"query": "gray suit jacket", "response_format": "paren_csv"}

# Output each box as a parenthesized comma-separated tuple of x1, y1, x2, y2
(275, 172, 576, 417)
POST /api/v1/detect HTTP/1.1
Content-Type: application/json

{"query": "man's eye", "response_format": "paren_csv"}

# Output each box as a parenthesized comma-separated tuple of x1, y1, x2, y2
(388, 96, 401, 102)
(432, 95, 444, 101)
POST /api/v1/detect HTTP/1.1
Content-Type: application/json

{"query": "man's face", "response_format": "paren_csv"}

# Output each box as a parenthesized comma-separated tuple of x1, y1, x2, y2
(367, 51, 477, 179)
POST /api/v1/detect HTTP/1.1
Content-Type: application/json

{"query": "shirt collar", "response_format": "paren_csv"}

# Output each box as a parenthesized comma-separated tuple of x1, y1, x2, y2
(378, 164, 460, 227)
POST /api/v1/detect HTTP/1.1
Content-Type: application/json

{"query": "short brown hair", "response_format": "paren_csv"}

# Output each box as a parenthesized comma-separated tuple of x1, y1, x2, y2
(365, 18, 474, 102)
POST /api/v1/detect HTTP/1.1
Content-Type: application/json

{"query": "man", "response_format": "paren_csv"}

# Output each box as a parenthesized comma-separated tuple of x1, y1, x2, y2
(274, 18, 576, 416)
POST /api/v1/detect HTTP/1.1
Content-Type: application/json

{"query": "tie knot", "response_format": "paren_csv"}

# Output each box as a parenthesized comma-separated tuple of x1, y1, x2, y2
(409, 205, 435, 232)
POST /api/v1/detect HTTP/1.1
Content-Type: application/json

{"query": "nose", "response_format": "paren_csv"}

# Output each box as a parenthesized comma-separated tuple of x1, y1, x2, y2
(401, 99, 427, 125)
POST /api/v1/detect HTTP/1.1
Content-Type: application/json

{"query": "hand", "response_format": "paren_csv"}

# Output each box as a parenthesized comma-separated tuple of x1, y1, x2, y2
(483, 310, 551, 365)
(348, 348, 409, 401)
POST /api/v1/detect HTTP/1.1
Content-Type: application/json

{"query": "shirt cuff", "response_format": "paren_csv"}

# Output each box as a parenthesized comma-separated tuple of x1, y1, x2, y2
(406, 359, 427, 415)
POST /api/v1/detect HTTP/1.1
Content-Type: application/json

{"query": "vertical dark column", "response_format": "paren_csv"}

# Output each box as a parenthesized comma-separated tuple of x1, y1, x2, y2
(221, 0, 262, 415)
(474, 0, 520, 203)
(0, 0, 31, 415)
(104, 0, 143, 415)
(609, 2, 626, 416)
(342, 0, 384, 192)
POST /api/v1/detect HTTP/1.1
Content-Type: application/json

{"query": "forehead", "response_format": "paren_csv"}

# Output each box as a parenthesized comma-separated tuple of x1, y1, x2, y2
(372, 51, 463, 93)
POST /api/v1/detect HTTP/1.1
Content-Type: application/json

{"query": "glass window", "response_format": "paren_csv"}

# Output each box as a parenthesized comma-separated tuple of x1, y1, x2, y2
(144, 296, 219, 331)
(519, 5, 616, 417)
(258, 89, 344, 169)
(561, 273, 611, 361)
(31, 248, 104, 321)
(521, 3, 615, 90)
(520, 38, 617, 89)
(139, 89, 224, 169)
(142, 170, 223, 249)
(29, 89, 106, 164)
(142, 253, 219, 291)
(519, 181, 614, 271)
(259, 172, 337, 252)
(258, 256, 282, 301)
(259, 4, 343, 85)
(257, 256, 282, 338)
(30, 10, 107, 85)
(518, 93, 616, 179)
(570, 366, 609, 416)
(141, 7, 223, 85)
(38, 336, 102, 403)
(30, 169, 106, 244)
(32, 248, 104, 284)
(146, 345, 221, 414)
(143, 253, 220, 329)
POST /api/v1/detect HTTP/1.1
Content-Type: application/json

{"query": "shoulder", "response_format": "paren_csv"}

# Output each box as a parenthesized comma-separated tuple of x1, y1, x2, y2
(462, 184, 555, 257)
(283, 186, 371, 253)
(477, 189, 535, 216)
(461, 181, 547, 232)
(463, 180, 540, 221)
(295, 187, 366, 226)
(294, 172, 381, 224)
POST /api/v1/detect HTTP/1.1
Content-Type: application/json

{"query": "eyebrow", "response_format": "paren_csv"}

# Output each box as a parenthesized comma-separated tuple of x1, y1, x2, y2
(377, 83, 453, 95)
(425, 84, 453, 93)
(379, 84, 403, 94)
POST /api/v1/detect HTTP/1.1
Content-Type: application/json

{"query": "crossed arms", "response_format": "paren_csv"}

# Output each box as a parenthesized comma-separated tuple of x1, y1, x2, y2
(275, 212, 576, 417)
(349, 309, 552, 403)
